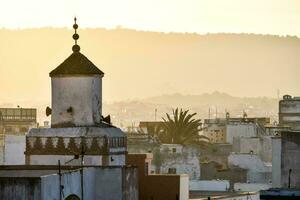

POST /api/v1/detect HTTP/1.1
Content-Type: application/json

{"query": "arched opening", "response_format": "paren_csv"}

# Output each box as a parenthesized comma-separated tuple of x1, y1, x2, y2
(65, 194, 80, 200)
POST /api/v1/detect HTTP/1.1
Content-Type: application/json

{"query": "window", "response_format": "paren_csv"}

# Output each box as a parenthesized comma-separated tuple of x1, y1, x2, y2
(172, 148, 176, 153)
(168, 168, 176, 174)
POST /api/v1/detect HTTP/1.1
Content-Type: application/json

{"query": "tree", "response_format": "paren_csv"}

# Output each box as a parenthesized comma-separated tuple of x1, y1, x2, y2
(159, 108, 204, 145)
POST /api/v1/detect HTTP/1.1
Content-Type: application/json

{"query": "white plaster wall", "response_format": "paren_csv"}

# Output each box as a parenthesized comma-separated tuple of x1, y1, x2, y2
(226, 123, 257, 144)
(94, 168, 122, 199)
(29, 155, 102, 166)
(4, 135, 25, 165)
(179, 175, 189, 200)
(238, 137, 261, 154)
(108, 155, 125, 166)
(189, 180, 230, 191)
(272, 137, 281, 188)
(41, 168, 96, 200)
(51, 76, 102, 127)
(234, 183, 271, 192)
(159, 147, 200, 180)
(29, 154, 125, 166)
(261, 136, 272, 162)
(229, 153, 272, 183)
(228, 153, 271, 173)
(233, 136, 272, 162)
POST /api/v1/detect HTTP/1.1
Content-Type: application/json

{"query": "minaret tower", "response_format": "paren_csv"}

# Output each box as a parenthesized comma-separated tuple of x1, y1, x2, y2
(50, 18, 104, 128)
(25, 18, 126, 166)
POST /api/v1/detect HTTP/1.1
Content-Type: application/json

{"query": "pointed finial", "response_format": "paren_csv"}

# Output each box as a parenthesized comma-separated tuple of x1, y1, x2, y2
(72, 17, 80, 53)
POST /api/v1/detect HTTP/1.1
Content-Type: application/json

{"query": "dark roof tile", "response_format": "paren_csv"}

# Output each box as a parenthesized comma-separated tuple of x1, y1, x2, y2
(50, 52, 104, 77)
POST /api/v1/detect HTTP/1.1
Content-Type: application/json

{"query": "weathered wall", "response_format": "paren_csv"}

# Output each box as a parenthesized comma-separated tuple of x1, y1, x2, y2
(41, 167, 138, 200)
(189, 180, 230, 191)
(200, 144, 232, 168)
(233, 136, 272, 162)
(4, 135, 25, 165)
(51, 76, 102, 127)
(228, 153, 272, 183)
(158, 153, 200, 180)
(226, 123, 256, 144)
(29, 155, 102, 166)
(200, 162, 247, 187)
(271, 137, 281, 188)
(234, 183, 271, 192)
(123, 167, 139, 200)
(281, 132, 300, 188)
(0, 178, 41, 200)
(279, 98, 300, 130)
(126, 153, 188, 200)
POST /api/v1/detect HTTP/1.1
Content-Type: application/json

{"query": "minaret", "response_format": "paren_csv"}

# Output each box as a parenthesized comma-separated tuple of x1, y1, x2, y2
(49, 18, 104, 128)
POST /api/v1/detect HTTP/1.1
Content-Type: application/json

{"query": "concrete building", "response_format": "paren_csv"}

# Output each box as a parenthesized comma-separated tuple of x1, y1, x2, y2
(139, 121, 164, 135)
(0, 108, 37, 165)
(271, 96, 300, 189)
(279, 95, 300, 130)
(228, 153, 272, 184)
(202, 118, 227, 143)
(233, 136, 273, 162)
(126, 154, 189, 200)
(157, 145, 200, 180)
(226, 122, 257, 144)
(189, 180, 230, 191)
(0, 108, 37, 135)
(271, 136, 281, 188)
(280, 131, 300, 188)
(203, 117, 270, 144)
(200, 161, 247, 187)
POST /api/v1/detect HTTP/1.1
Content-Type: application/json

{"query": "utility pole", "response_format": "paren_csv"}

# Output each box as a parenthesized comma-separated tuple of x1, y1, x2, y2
(58, 160, 62, 200)
(288, 169, 292, 188)
(80, 136, 85, 200)
(155, 108, 157, 121)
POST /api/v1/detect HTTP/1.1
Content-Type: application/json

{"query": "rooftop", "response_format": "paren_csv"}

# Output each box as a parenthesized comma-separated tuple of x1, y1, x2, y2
(49, 52, 104, 77)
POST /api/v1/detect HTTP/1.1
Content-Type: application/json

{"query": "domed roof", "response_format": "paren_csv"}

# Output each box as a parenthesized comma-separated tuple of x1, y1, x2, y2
(49, 52, 104, 77)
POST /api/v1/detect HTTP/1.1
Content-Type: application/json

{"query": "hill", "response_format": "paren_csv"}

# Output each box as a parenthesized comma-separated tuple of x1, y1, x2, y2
(0, 28, 299, 104)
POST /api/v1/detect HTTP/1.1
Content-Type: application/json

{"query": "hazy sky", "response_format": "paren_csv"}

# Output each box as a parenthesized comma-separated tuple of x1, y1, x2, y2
(1, 0, 300, 36)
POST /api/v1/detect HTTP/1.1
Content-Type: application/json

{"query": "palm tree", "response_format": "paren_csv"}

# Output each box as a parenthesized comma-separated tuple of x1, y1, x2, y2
(159, 108, 205, 145)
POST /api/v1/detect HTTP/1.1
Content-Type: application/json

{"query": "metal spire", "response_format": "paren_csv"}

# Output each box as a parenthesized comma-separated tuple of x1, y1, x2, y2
(72, 17, 80, 53)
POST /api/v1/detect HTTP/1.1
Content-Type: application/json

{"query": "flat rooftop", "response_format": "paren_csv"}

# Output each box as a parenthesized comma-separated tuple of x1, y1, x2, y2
(0, 165, 136, 178)
(190, 191, 258, 200)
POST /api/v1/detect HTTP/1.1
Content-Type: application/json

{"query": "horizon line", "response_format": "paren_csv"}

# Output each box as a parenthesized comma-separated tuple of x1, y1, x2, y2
(0, 26, 299, 38)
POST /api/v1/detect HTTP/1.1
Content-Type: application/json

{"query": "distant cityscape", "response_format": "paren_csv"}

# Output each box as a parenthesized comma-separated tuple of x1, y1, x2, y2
(0, 13, 299, 200)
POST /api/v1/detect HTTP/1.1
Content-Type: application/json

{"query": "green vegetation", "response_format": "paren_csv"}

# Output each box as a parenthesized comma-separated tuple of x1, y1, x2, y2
(159, 108, 204, 145)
